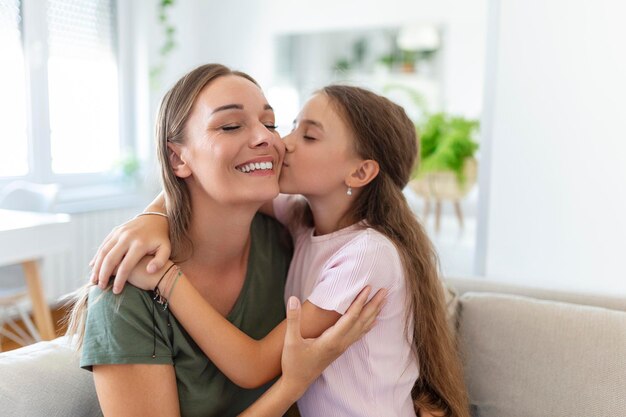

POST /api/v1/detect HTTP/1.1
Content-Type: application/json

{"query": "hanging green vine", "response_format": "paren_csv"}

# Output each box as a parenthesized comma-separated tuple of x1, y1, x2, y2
(149, 0, 177, 89)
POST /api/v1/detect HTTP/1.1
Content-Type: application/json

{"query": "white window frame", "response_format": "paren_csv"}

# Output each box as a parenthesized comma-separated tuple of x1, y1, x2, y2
(0, 0, 136, 189)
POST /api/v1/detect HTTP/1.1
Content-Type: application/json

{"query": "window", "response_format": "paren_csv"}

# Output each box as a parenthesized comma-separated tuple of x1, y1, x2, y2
(0, 0, 126, 183)
(0, 0, 28, 177)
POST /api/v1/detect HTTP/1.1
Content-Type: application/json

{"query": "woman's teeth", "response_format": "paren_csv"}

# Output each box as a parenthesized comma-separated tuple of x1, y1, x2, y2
(237, 161, 273, 173)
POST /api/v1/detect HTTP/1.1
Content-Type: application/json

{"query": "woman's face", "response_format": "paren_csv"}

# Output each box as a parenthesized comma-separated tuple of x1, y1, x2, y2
(279, 93, 361, 198)
(174, 75, 284, 205)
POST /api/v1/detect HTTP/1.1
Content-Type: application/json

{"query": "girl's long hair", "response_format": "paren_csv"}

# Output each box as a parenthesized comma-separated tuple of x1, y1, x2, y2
(322, 85, 469, 417)
(66, 64, 260, 348)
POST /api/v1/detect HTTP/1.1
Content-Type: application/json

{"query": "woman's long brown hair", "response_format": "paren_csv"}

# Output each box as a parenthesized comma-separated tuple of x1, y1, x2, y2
(66, 64, 261, 348)
(322, 85, 469, 417)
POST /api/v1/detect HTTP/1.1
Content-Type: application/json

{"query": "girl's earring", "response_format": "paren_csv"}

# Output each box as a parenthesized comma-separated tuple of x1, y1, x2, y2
(346, 185, 353, 196)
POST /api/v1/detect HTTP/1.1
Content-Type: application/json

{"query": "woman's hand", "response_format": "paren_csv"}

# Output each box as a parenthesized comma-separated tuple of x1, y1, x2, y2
(238, 287, 387, 417)
(90, 213, 171, 294)
(280, 286, 387, 397)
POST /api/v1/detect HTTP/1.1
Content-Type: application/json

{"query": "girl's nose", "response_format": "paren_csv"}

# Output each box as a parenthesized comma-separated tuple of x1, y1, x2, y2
(282, 132, 295, 152)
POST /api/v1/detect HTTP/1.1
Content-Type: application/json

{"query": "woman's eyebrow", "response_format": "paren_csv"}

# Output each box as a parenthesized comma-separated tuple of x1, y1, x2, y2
(211, 104, 243, 114)
(211, 104, 274, 114)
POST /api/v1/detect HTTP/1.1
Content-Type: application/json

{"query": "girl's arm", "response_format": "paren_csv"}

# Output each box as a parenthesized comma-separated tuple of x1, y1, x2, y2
(90, 192, 170, 294)
(91, 193, 277, 294)
(128, 259, 385, 389)
(163, 269, 344, 388)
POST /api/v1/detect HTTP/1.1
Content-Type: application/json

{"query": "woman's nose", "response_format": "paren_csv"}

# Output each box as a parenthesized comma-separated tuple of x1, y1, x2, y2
(250, 124, 276, 148)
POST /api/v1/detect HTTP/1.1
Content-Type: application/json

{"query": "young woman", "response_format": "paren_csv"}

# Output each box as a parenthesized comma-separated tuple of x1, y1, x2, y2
(91, 85, 469, 416)
(67, 64, 385, 417)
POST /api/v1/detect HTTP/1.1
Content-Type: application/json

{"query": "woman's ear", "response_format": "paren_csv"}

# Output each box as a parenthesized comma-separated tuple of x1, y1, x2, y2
(346, 159, 380, 189)
(167, 143, 192, 178)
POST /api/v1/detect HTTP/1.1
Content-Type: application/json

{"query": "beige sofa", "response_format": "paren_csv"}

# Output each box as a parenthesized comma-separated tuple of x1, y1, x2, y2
(1, 277, 625, 417)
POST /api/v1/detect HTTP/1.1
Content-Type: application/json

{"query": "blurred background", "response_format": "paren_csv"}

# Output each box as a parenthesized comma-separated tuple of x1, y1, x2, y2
(0, 0, 625, 343)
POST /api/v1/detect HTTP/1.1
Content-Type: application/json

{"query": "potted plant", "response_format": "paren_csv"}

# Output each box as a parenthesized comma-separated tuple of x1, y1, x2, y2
(414, 112, 479, 182)
(410, 112, 479, 230)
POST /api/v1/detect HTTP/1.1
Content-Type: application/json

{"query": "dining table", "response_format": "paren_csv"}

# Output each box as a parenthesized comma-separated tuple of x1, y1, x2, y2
(0, 208, 71, 340)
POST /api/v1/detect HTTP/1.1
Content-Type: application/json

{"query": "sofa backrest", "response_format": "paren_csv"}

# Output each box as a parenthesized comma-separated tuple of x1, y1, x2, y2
(447, 276, 626, 312)
(458, 292, 626, 417)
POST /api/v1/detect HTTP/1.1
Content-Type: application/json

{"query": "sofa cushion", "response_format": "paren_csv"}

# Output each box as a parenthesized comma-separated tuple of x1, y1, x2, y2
(0, 336, 101, 417)
(458, 292, 626, 417)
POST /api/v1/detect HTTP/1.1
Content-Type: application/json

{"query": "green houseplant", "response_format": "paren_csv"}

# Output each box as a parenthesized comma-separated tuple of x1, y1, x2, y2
(150, 0, 178, 89)
(414, 112, 479, 183)
(410, 113, 479, 231)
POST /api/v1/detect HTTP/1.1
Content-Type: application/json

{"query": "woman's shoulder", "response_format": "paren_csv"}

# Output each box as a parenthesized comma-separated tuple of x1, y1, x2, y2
(82, 284, 173, 369)
(86, 284, 153, 319)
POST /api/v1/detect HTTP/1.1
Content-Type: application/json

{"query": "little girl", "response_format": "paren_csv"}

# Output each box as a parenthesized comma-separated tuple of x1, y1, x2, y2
(92, 86, 468, 417)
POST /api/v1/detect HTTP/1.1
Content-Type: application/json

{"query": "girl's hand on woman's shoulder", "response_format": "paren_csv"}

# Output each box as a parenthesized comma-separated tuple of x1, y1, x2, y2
(89, 213, 171, 294)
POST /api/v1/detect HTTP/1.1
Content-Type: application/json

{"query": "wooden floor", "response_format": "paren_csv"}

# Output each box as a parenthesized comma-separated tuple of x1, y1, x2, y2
(0, 303, 70, 352)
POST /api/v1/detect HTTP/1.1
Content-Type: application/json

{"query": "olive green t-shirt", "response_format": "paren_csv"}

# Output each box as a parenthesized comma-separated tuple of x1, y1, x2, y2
(81, 214, 292, 417)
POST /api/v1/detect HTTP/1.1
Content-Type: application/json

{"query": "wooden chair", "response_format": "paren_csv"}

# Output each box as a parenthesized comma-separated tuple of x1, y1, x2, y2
(410, 158, 477, 232)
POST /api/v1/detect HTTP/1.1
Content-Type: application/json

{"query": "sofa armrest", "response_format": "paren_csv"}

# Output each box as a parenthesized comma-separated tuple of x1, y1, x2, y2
(0, 336, 101, 417)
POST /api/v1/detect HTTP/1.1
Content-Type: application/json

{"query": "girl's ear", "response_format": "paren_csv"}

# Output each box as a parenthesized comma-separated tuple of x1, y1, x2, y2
(167, 143, 192, 178)
(346, 159, 380, 189)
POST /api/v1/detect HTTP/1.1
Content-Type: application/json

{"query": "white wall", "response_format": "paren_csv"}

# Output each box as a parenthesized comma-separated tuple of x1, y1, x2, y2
(478, 0, 626, 295)
(147, 0, 487, 119)
(265, 0, 487, 118)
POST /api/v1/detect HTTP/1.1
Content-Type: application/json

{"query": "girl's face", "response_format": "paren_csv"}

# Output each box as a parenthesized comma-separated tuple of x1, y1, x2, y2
(279, 93, 362, 198)
(172, 75, 284, 206)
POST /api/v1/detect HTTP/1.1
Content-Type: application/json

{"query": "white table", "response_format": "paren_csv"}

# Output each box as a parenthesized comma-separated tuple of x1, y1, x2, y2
(0, 209, 71, 340)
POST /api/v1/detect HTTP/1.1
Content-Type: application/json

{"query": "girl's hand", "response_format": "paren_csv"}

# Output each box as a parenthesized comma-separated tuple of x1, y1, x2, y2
(124, 257, 174, 292)
(89, 213, 171, 294)
(280, 286, 386, 397)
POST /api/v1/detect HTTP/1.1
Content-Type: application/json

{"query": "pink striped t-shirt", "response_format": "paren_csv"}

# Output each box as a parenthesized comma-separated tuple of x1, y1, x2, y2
(274, 194, 418, 417)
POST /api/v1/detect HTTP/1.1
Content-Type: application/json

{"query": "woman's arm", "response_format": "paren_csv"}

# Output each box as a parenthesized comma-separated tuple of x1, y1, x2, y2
(90, 192, 170, 294)
(240, 293, 382, 416)
(93, 364, 180, 417)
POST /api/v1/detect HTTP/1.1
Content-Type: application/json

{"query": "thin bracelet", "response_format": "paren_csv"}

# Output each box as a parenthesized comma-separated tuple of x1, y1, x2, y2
(153, 263, 175, 305)
(163, 268, 183, 311)
(135, 211, 169, 220)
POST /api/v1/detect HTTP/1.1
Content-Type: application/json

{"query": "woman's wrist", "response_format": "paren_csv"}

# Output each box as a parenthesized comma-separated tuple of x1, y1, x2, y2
(275, 376, 307, 404)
